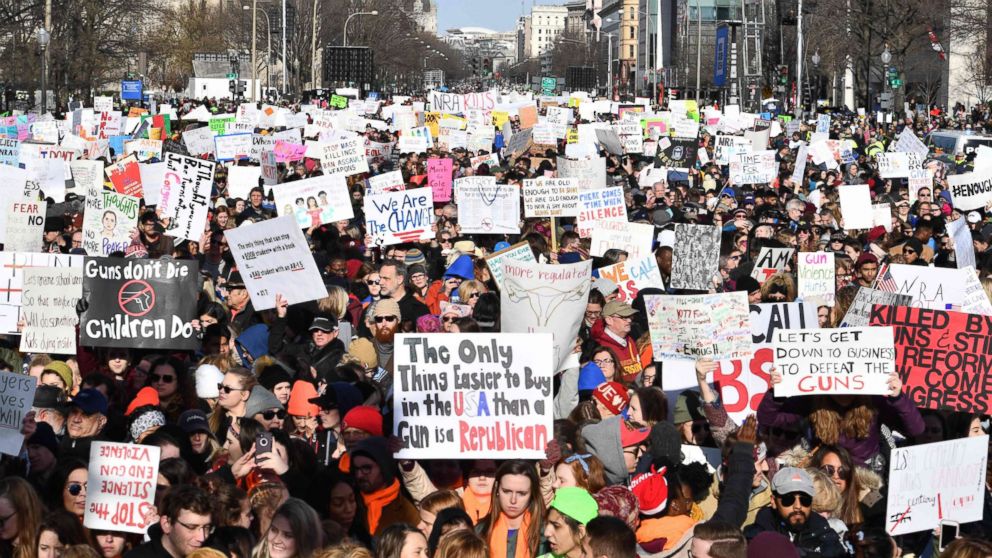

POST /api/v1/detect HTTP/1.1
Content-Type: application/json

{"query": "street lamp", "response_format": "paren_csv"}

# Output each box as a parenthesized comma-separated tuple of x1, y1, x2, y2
(244, 5, 272, 97)
(811, 49, 820, 106)
(881, 45, 891, 110)
(343, 10, 378, 48)
(36, 27, 49, 113)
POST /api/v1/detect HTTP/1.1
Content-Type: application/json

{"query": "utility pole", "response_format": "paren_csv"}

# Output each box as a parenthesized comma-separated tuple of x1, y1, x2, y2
(250, 0, 257, 101)
(795, 0, 803, 117)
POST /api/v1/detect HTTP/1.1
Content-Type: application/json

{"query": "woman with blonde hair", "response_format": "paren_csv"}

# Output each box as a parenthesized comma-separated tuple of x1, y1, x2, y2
(0, 477, 45, 558)
(416, 490, 464, 538)
(318, 286, 353, 349)
(435, 530, 489, 558)
(806, 468, 847, 540)
(314, 542, 374, 558)
(458, 280, 487, 309)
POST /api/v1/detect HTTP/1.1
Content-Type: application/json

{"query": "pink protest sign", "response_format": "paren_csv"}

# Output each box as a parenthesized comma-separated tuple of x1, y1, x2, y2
(274, 140, 308, 163)
(428, 158, 453, 202)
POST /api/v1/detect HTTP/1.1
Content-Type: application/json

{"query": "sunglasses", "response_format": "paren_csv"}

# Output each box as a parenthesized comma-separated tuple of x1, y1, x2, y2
(67, 482, 87, 496)
(468, 292, 481, 299)
(904, 249, 916, 254)
(374, 315, 398, 324)
(151, 374, 175, 384)
(366, 279, 380, 285)
(442, 316, 457, 323)
(778, 493, 813, 507)
(821, 464, 850, 478)
(218, 383, 247, 394)
(261, 409, 287, 420)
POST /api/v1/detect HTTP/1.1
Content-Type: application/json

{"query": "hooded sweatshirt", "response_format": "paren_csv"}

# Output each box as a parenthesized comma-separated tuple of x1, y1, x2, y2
(580, 416, 627, 485)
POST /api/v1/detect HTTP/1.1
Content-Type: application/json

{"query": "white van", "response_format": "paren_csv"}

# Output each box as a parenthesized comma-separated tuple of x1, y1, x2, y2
(928, 130, 992, 159)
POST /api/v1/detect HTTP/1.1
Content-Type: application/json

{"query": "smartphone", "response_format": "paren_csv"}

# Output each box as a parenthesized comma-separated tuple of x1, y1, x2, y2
(255, 431, 273, 456)
(938, 520, 959, 552)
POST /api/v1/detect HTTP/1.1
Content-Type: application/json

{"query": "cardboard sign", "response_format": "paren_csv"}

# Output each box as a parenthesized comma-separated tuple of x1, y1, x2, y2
(80, 258, 199, 350)
(82, 191, 139, 256)
(393, 333, 553, 459)
(160, 154, 214, 241)
(428, 158, 453, 202)
(4, 200, 45, 252)
(589, 221, 654, 261)
(730, 150, 777, 184)
(597, 257, 664, 302)
(500, 259, 591, 372)
(485, 242, 536, 291)
(455, 178, 520, 234)
(19, 267, 83, 354)
(557, 156, 606, 191)
(838, 184, 874, 229)
(0, 370, 36, 456)
(948, 168, 992, 211)
(367, 170, 406, 196)
(224, 216, 327, 310)
(522, 178, 580, 218)
(646, 292, 753, 361)
(274, 173, 353, 228)
(84, 442, 161, 533)
(576, 187, 627, 238)
(214, 133, 253, 161)
(0, 253, 83, 334)
(886, 436, 989, 535)
(773, 327, 894, 397)
(364, 188, 435, 246)
(797, 252, 835, 306)
(319, 136, 369, 177)
(839, 288, 912, 327)
(870, 305, 992, 413)
(670, 223, 721, 291)
(715, 302, 818, 424)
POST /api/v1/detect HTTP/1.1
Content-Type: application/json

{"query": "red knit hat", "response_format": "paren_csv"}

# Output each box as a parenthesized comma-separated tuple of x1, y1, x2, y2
(342, 405, 383, 437)
(593, 382, 630, 416)
(630, 466, 669, 515)
(126, 387, 160, 416)
(287, 381, 320, 417)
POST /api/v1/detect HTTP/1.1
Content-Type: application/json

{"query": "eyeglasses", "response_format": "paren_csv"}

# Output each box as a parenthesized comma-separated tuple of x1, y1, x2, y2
(151, 374, 175, 384)
(67, 482, 87, 496)
(623, 446, 644, 458)
(442, 316, 457, 323)
(366, 279, 380, 285)
(904, 249, 916, 254)
(374, 315, 398, 324)
(821, 464, 850, 478)
(593, 358, 614, 366)
(261, 409, 287, 420)
(777, 493, 813, 507)
(218, 383, 247, 394)
(0, 511, 15, 528)
(174, 519, 213, 535)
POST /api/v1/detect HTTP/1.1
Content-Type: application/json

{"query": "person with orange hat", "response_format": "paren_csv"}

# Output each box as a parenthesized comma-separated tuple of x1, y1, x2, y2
(286, 380, 320, 444)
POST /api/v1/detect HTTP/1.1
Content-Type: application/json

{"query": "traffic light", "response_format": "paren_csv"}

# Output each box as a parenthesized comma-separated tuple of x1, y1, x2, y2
(778, 65, 789, 86)
(471, 58, 479, 74)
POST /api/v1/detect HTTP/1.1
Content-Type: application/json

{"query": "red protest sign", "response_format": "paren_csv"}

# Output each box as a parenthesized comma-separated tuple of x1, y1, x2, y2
(105, 154, 143, 198)
(869, 304, 992, 413)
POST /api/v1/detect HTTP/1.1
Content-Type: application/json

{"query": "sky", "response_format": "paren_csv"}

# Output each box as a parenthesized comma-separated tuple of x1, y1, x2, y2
(435, 0, 572, 33)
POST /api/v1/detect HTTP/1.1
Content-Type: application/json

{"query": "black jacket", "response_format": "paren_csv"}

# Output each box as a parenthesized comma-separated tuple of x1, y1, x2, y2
(124, 524, 174, 558)
(745, 507, 847, 558)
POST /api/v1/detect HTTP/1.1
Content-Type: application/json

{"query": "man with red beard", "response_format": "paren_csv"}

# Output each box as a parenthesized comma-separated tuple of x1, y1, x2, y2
(369, 299, 401, 373)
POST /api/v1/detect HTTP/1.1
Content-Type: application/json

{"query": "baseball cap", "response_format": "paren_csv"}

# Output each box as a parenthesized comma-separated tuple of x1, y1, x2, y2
(620, 421, 651, 448)
(968, 211, 982, 224)
(602, 300, 638, 318)
(70, 388, 108, 416)
(771, 466, 815, 497)
(178, 409, 212, 435)
(309, 316, 339, 332)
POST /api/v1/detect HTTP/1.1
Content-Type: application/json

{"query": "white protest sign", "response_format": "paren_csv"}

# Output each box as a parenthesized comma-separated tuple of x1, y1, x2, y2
(19, 267, 83, 354)
(274, 174, 354, 229)
(70, 160, 104, 200)
(367, 170, 405, 195)
(893, 127, 929, 157)
(0, 370, 36, 456)
(877, 152, 920, 178)
(597, 257, 664, 302)
(364, 188, 435, 246)
(576, 187, 627, 238)
(791, 142, 809, 184)
(730, 150, 777, 184)
(4, 200, 45, 252)
(227, 165, 262, 200)
(320, 136, 370, 176)
(773, 327, 894, 397)
(214, 133, 253, 161)
(751, 247, 795, 283)
(84, 442, 161, 533)
(948, 217, 976, 270)
(838, 184, 874, 229)
(455, 178, 520, 234)
(645, 292, 753, 361)
(485, 242, 536, 291)
(182, 126, 215, 157)
(94, 96, 113, 112)
(161, 154, 214, 241)
(393, 333, 553, 459)
(557, 156, 606, 191)
(886, 435, 989, 535)
(545, 106, 573, 138)
(798, 252, 835, 306)
(522, 178, 580, 218)
(908, 168, 933, 203)
(0, 253, 83, 334)
(224, 216, 328, 310)
(875, 263, 967, 310)
(948, 168, 992, 211)
(589, 221, 654, 261)
(501, 259, 591, 372)
(82, 191, 139, 256)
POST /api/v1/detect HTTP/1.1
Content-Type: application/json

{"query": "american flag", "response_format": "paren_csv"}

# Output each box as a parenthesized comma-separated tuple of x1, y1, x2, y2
(873, 263, 898, 292)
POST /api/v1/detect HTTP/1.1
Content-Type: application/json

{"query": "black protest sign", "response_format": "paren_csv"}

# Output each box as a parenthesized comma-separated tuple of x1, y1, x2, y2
(656, 137, 699, 170)
(80, 258, 199, 350)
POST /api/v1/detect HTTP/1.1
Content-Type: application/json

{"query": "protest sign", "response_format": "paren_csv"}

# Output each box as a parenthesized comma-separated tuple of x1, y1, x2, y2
(0, 370, 35, 456)
(816, 114, 831, 133)
(274, 173, 353, 228)
(455, 179, 520, 234)
(877, 152, 920, 178)
(124, 138, 162, 162)
(82, 191, 139, 256)
(670, 224, 721, 290)
(485, 242, 537, 291)
(105, 155, 142, 198)
(274, 140, 307, 163)
(367, 170, 406, 196)
(181, 126, 214, 157)
(838, 184, 874, 229)
(428, 158, 453, 202)
(772, 327, 894, 397)
(791, 142, 808, 184)
(874, 263, 967, 310)
(0, 253, 82, 334)
(646, 292, 752, 361)
(501, 259, 591, 372)
(714, 135, 751, 165)
(948, 216, 976, 269)
(576, 187, 627, 238)
(839, 288, 912, 327)
(227, 165, 263, 200)
(224, 216, 327, 310)
(19, 267, 83, 354)
(715, 302, 818, 424)
(320, 136, 370, 176)
(4, 200, 45, 252)
(84, 442, 161, 533)
(0, 139, 18, 166)
(80, 258, 199, 350)
(545, 106, 573, 138)
(557, 156, 606, 191)
(886, 435, 989, 536)
(597, 257, 664, 302)
(70, 160, 104, 199)
(160, 154, 214, 241)
(870, 305, 992, 412)
(214, 133, 253, 161)
(589, 221, 654, 260)
(364, 188, 435, 246)
(892, 127, 930, 157)
(948, 169, 992, 211)
(961, 266, 992, 315)
(730, 150, 777, 184)
(522, 178, 580, 218)
(908, 168, 933, 203)
(751, 247, 794, 282)
(392, 333, 553, 459)
(656, 137, 699, 171)
(797, 252, 835, 305)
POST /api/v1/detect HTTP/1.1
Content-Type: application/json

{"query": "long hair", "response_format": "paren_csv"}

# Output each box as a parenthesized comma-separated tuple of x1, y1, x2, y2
(435, 530, 489, 558)
(808, 398, 875, 444)
(375, 524, 422, 558)
(209, 367, 258, 433)
(481, 460, 545, 558)
(255, 498, 324, 558)
(0, 477, 45, 558)
(810, 445, 863, 526)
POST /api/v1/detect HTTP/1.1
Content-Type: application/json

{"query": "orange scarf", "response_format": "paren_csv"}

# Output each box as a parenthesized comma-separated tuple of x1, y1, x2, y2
(462, 488, 492, 525)
(489, 511, 532, 558)
(636, 516, 698, 550)
(339, 452, 351, 474)
(362, 479, 400, 534)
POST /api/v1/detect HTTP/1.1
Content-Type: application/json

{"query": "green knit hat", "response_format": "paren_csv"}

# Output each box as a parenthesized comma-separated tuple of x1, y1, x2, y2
(550, 487, 599, 525)
(43, 361, 73, 391)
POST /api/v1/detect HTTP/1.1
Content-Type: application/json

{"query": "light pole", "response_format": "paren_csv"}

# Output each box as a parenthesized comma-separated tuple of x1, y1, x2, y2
(249, 0, 257, 101)
(795, 0, 804, 117)
(36, 27, 49, 113)
(811, 49, 820, 106)
(245, 5, 272, 97)
(881, 45, 892, 111)
(343, 10, 378, 48)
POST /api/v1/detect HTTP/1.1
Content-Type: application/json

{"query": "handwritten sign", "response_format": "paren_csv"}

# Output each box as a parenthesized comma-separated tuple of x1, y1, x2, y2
(455, 179, 520, 234)
(645, 292, 752, 361)
(4, 200, 45, 252)
(597, 257, 664, 302)
(19, 267, 83, 354)
(522, 178, 580, 218)
(485, 242, 536, 291)
(797, 252, 835, 306)
(576, 187, 626, 238)
(0, 371, 36, 456)
(84, 442, 161, 533)
(773, 326, 894, 397)
(320, 136, 369, 176)
(589, 221, 654, 260)
(730, 150, 777, 184)
(428, 158, 453, 202)
(364, 188, 435, 246)
(160, 154, 214, 241)
(83, 191, 139, 256)
(273, 173, 353, 228)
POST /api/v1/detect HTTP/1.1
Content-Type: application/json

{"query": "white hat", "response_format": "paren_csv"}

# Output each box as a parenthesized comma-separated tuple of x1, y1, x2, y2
(195, 364, 224, 399)
(968, 211, 982, 224)
(657, 229, 676, 249)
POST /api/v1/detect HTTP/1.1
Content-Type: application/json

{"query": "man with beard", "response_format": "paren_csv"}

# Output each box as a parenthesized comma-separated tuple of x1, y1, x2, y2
(136, 211, 175, 258)
(376, 259, 429, 331)
(350, 436, 418, 536)
(745, 467, 845, 557)
(368, 299, 401, 373)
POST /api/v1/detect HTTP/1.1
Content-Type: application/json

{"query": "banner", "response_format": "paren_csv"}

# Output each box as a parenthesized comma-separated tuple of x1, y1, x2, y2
(392, 333, 553, 459)
(645, 292, 752, 361)
(948, 169, 992, 211)
(4, 200, 45, 252)
(427, 158, 453, 202)
(485, 242, 536, 291)
(522, 178, 580, 218)
(577, 187, 627, 238)
(84, 442, 161, 533)
(589, 221, 654, 260)
(840, 288, 912, 327)
(82, 191, 139, 256)
(0, 370, 36, 456)
(715, 302, 818, 424)
(730, 150, 777, 184)
(773, 327, 894, 397)
(870, 305, 992, 412)
(874, 263, 967, 310)
(80, 258, 199, 350)
(105, 155, 142, 198)
(274, 173, 353, 228)
(364, 188, 435, 246)
(501, 259, 591, 372)
(797, 252, 835, 305)
(19, 267, 83, 354)
(224, 216, 327, 310)
(597, 257, 664, 302)
(319, 136, 369, 177)
(160, 154, 214, 241)
(886, 436, 989, 535)
(670, 223, 721, 290)
(455, 178, 520, 234)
